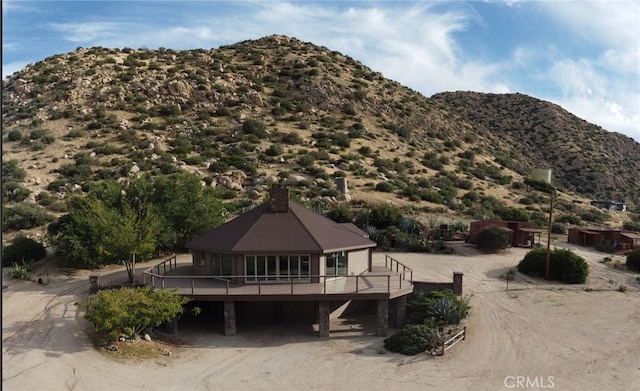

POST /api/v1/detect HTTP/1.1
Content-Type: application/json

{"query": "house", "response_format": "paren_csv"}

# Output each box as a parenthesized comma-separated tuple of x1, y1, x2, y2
(143, 188, 413, 337)
(469, 220, 545, 248)
(590, 200, 627, 212)
(567, 228, 639, 251)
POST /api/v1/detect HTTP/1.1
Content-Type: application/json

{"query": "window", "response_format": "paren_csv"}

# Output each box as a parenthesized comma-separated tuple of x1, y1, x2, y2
(326, 251, 348, 278)
(244, 254, 311, 283)
(197, 251, 207, 267)
(211, 253, 232, 276)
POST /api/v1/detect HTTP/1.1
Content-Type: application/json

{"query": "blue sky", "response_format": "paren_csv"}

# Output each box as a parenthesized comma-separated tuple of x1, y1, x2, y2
(3, 1, 639, 141)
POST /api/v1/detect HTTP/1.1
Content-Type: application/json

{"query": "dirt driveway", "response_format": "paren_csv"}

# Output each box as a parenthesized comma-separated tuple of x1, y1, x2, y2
(3, 243, 640, 391)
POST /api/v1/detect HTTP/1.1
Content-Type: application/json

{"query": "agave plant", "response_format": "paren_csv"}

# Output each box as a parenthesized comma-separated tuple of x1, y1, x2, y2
(398, 216, 422, 234)
(426, 297, 459, 325)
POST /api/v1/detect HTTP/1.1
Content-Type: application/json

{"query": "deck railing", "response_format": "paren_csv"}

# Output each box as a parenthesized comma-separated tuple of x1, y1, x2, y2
(142, 255, 414, 297)
(384, 255, 413, 285)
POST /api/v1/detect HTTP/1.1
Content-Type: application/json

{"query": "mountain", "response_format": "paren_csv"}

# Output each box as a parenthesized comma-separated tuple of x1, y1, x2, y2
(2, 35, 638, 236)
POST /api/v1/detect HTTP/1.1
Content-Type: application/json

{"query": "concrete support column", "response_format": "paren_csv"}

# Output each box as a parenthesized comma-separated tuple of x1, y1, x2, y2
(453, 272, 464, 296)
(165, 315, 178, 335)
(376, 299, 389, 337)
(391, 295, 407, 329)
(224, 301, 236, 336)
(318, 301, 330, 337)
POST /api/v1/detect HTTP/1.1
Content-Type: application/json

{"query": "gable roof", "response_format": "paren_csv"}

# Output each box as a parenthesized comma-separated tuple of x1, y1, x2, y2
(186, 201, 376, 254)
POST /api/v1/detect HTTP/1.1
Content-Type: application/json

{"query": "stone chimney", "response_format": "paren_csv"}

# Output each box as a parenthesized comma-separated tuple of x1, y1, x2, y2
(269, 187, 290, 213)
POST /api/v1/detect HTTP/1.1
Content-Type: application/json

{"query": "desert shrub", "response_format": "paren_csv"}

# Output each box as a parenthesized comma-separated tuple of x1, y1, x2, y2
(524, 179, 555, 194)
(35, 191, 55, 206)
(557, 214, 581, 225)
(383, 324, 438, 355)
(475, 226, 510, 252)
(375, 181, 396, 193)
(2, 235, 47, 267)
(7, 129, 22, 141)
(242, 119, 268, 138)
(2, 159, 26, 181)
(517, 247, 589, 283)
(2, 181, 32, 202)
(579, 209, 607, 224)
(297, 154, 316, 168)
(265, 144, 283, 157)
(499, 207, 531, 222)
(282, 132, 302, 145)
(551, 222, 566, 234)
(622, 221, 640, 232)
(325, 204, 354, 223)
(595, 239, 615, 253)
(2, 204, 56, 231)
(368, 204, 402, 229)
(626, 248, 640, 272)
(9, 262, 33, 280)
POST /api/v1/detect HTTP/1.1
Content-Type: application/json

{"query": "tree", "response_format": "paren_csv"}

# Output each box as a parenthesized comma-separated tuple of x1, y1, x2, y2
(627, 248, 640, 272)
(48, 193, 160, 279)
(2, 234, 47, 267)
(140, 173, 227, 249)
(77, 287, 193, 341)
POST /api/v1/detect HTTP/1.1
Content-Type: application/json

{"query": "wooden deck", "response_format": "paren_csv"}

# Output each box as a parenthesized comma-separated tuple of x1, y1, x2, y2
(142, 255, 413, 301)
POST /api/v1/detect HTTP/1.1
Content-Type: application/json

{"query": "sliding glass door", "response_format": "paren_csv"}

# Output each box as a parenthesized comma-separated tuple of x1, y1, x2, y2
(245, 255, 310, 283)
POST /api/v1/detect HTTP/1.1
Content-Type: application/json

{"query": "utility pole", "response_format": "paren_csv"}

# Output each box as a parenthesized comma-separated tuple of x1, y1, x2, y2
(545, 191, 554, 280)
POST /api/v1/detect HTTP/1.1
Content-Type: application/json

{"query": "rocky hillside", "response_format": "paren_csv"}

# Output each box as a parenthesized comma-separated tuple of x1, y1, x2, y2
(431, 91, 640, 205)
(2, 35, 638, 236)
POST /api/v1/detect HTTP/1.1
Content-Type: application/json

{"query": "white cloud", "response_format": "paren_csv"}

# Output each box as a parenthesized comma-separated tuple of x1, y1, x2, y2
(539, 2, 640, 74)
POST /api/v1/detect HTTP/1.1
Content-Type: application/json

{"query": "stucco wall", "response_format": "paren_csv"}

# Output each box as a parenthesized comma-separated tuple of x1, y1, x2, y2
(348, 249, 369, 275)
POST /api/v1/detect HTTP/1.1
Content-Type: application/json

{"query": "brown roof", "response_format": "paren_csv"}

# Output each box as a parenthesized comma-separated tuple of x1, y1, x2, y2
(519, 228, 545, 233)
(186, 201, 376, 254)
(621, 232, 640, 240)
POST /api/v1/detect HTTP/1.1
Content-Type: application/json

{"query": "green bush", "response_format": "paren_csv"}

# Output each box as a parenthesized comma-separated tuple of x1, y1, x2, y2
(623, 221, 640, 232)
(517, 247, 589, 283)
(2, 235, 47, 267)
(7, 130, 22, 141)
(325, 204, 354, 223)
(595, 239, 615, 253)
(369, 204, 402, 229)
(383, 324, 438, 356)
(627, 248, 640, 272)
(551, 222, 566, 234)
(475, 226, 511, 252)
(3, 204, 56, 231)
(76, 287, 194, 342)
(9, 262, 33, 280)
(557, 214, 581, 225)
(517, 247, 546, 276)
(524, 179, 555, 194)
(242, 119, 268, 138)
(375, 181, 396, 193)
(405, 290, 470, 326)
